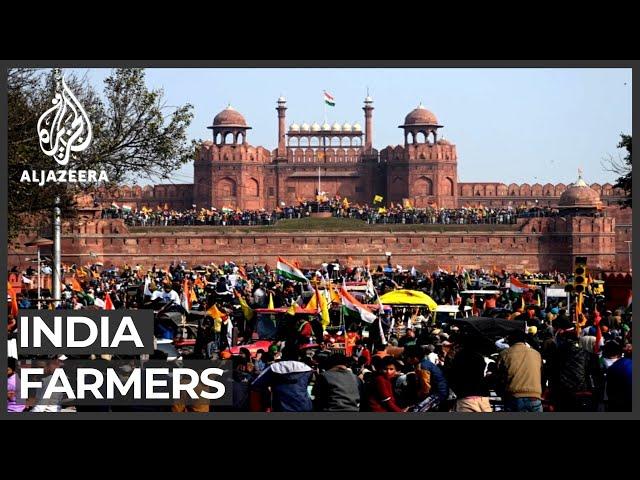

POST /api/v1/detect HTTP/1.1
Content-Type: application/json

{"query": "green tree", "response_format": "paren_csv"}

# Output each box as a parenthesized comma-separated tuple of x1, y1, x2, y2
(613, 134, 632, 208)
(8, 68, 195, 240)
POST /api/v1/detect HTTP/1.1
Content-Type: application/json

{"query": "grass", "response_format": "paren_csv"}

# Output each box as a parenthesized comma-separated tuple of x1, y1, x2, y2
(128, 217, 520, 233)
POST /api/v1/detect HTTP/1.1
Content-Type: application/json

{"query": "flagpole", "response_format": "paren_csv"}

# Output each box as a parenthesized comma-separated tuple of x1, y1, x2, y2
(323, 90, 327, 125)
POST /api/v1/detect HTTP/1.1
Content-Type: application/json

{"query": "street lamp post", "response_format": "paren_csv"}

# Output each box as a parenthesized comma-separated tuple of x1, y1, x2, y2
(25, 237, 53, 309)
(625, 240, 632, 273)
(53, 197, 61, 307)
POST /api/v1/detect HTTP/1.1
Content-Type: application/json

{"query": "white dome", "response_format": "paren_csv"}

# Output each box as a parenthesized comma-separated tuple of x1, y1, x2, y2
(278, 96, 286, 102)
(311, 122, 321, 132)
(289, 122, 300, 131)
(300, 122, 310, 131)
(353, 122, 362, 131)
(321, 122, 331, 131)
(342, 122, 352, 131)
(364, 96, 373, 103)
(331, 122, 342, 132)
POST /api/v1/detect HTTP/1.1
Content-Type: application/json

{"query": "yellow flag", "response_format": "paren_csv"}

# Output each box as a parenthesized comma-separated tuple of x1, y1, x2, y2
(268, 292, 275, 310)
(373, 195, 383, 203)
(318, 289, 330, 329)
(238, 294, 255, 321)
(286, 303, 297, 316)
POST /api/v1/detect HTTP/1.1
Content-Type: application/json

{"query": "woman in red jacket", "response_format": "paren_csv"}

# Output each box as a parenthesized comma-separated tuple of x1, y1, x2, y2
(365, 357, 405, 412)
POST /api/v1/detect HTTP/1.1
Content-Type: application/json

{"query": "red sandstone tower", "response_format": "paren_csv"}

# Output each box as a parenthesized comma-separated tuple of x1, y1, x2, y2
(380, 103, 458, 208)
(363, 95, 374, 152)
(193, 105, 270, 210)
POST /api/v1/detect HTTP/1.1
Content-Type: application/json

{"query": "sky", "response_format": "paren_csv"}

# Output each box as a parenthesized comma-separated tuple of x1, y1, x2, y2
(72, 68, 632, 187)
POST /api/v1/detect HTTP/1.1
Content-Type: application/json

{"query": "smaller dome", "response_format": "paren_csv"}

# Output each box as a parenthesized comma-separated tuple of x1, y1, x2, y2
(364, 95, 373, 103)
(289, 122, 300, 131)
(558, 174, 602, 209)
(311, 122, 321, 132)
(437, 138, 452, 145)
(322, 122, 331, 131)
(212, 105, 247, 127)
(300, 122, 310, 132)
(332, 122, 342, 132)
(403, 103, 438, 126)
(353, 122, 362, 131)
(278, 96, 286, 103)
(342, 122, 352, 131)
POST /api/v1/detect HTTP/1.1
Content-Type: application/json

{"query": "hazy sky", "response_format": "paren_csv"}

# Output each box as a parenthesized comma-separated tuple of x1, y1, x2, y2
(73, 68, 632, 187)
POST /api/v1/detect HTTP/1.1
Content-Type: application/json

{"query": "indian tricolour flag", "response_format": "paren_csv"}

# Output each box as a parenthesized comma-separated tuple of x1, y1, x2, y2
(276, 257, 309, 283)
(339, 286, 377, 323)
(323, 91, 335, 107)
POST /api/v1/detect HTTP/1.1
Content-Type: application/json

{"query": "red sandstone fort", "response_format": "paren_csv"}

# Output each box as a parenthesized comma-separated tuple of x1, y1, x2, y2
(9, 97, 632, 273)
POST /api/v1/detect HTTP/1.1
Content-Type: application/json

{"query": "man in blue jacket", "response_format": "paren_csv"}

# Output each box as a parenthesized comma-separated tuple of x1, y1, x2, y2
(402, 345, 450, 406)
(252, 351, 314, 412)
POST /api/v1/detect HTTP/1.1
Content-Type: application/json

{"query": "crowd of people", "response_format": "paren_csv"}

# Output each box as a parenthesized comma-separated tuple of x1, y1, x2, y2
(7, 259, 632, 413)
(102, 200, 569, 228)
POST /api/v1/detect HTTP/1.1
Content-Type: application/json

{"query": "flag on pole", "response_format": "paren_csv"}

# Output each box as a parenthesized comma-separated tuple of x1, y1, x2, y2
(276, 257, 309, 284)
(323, 90, 335, 107)
(593, 303, 602, 354)
(373, 195, 383, 204)
(509, 276, 529, 293)
(181, 278, 191, 311)
(62, 275, 83, 293)
(268, 292, 275, 310)
(306, 287, 330, 329)
(104, 293, 115, 311)
(7, 282, 19, 317)
(338, 286, 377, 323)
(235, 290, 255, 321)
(207, 303, 226, 321)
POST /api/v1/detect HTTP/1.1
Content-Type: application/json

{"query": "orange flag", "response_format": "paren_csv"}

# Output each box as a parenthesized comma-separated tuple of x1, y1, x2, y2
(7, 282, 19, 317)
(207, 303, 226, 320)
(62, 275, 83, 293)
(237, 266, 247, 280)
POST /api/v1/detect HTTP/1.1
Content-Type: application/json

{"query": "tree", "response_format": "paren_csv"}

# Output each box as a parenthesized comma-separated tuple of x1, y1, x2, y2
(611, 134, 632, 209)
(602, 134, 632, 209)
(8, 68, 195, 240)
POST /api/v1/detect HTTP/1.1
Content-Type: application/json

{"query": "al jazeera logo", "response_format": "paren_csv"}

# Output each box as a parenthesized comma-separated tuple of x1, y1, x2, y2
(20, 69, 109, 186)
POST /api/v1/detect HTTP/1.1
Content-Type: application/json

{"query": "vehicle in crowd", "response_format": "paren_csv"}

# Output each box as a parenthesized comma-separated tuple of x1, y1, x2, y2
(155, 338, 181, 361)
(228, 339, 273, 358)
(434, 305, 472, 324)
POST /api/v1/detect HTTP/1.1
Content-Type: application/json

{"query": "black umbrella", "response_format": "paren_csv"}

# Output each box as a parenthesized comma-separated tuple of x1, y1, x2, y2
(450, 317, 526, 338)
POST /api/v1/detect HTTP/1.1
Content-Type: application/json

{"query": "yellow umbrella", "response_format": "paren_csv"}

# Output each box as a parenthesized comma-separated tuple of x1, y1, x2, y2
(378, 289, 438, 311)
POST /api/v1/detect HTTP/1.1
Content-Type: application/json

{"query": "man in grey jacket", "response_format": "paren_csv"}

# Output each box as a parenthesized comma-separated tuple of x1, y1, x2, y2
(312, 354, 362, 412)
